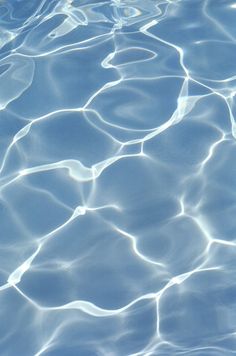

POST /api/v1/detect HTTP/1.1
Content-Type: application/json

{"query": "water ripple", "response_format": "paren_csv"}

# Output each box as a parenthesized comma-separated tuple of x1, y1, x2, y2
(0, 0, 236, 355)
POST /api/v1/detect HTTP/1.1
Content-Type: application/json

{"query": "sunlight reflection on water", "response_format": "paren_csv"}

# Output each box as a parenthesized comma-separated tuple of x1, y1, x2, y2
(0, 0, 236, 355)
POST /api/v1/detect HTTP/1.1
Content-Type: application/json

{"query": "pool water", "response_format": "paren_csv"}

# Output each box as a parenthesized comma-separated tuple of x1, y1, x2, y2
(0, 0, 236, 355)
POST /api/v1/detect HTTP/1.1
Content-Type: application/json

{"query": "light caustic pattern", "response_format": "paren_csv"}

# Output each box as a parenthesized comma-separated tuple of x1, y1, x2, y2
(0, 0, 236, 355)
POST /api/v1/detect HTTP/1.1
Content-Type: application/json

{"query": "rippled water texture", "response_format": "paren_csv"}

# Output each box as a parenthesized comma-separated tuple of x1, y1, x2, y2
(1, 0, 236, 355)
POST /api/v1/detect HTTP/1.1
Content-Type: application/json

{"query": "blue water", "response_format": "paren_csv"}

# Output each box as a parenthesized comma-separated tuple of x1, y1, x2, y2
(0, 0, 236, 355)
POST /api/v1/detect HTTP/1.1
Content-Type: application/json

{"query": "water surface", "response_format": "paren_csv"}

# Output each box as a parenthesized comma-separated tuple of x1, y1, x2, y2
(0, 0, 236, 355)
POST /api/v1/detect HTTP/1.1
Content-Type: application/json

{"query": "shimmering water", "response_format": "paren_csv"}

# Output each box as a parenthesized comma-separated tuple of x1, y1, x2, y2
(0, 0, 236, 355)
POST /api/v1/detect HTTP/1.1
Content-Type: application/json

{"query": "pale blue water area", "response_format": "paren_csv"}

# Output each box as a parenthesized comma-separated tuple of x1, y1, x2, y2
(0, 0, 236, 355)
